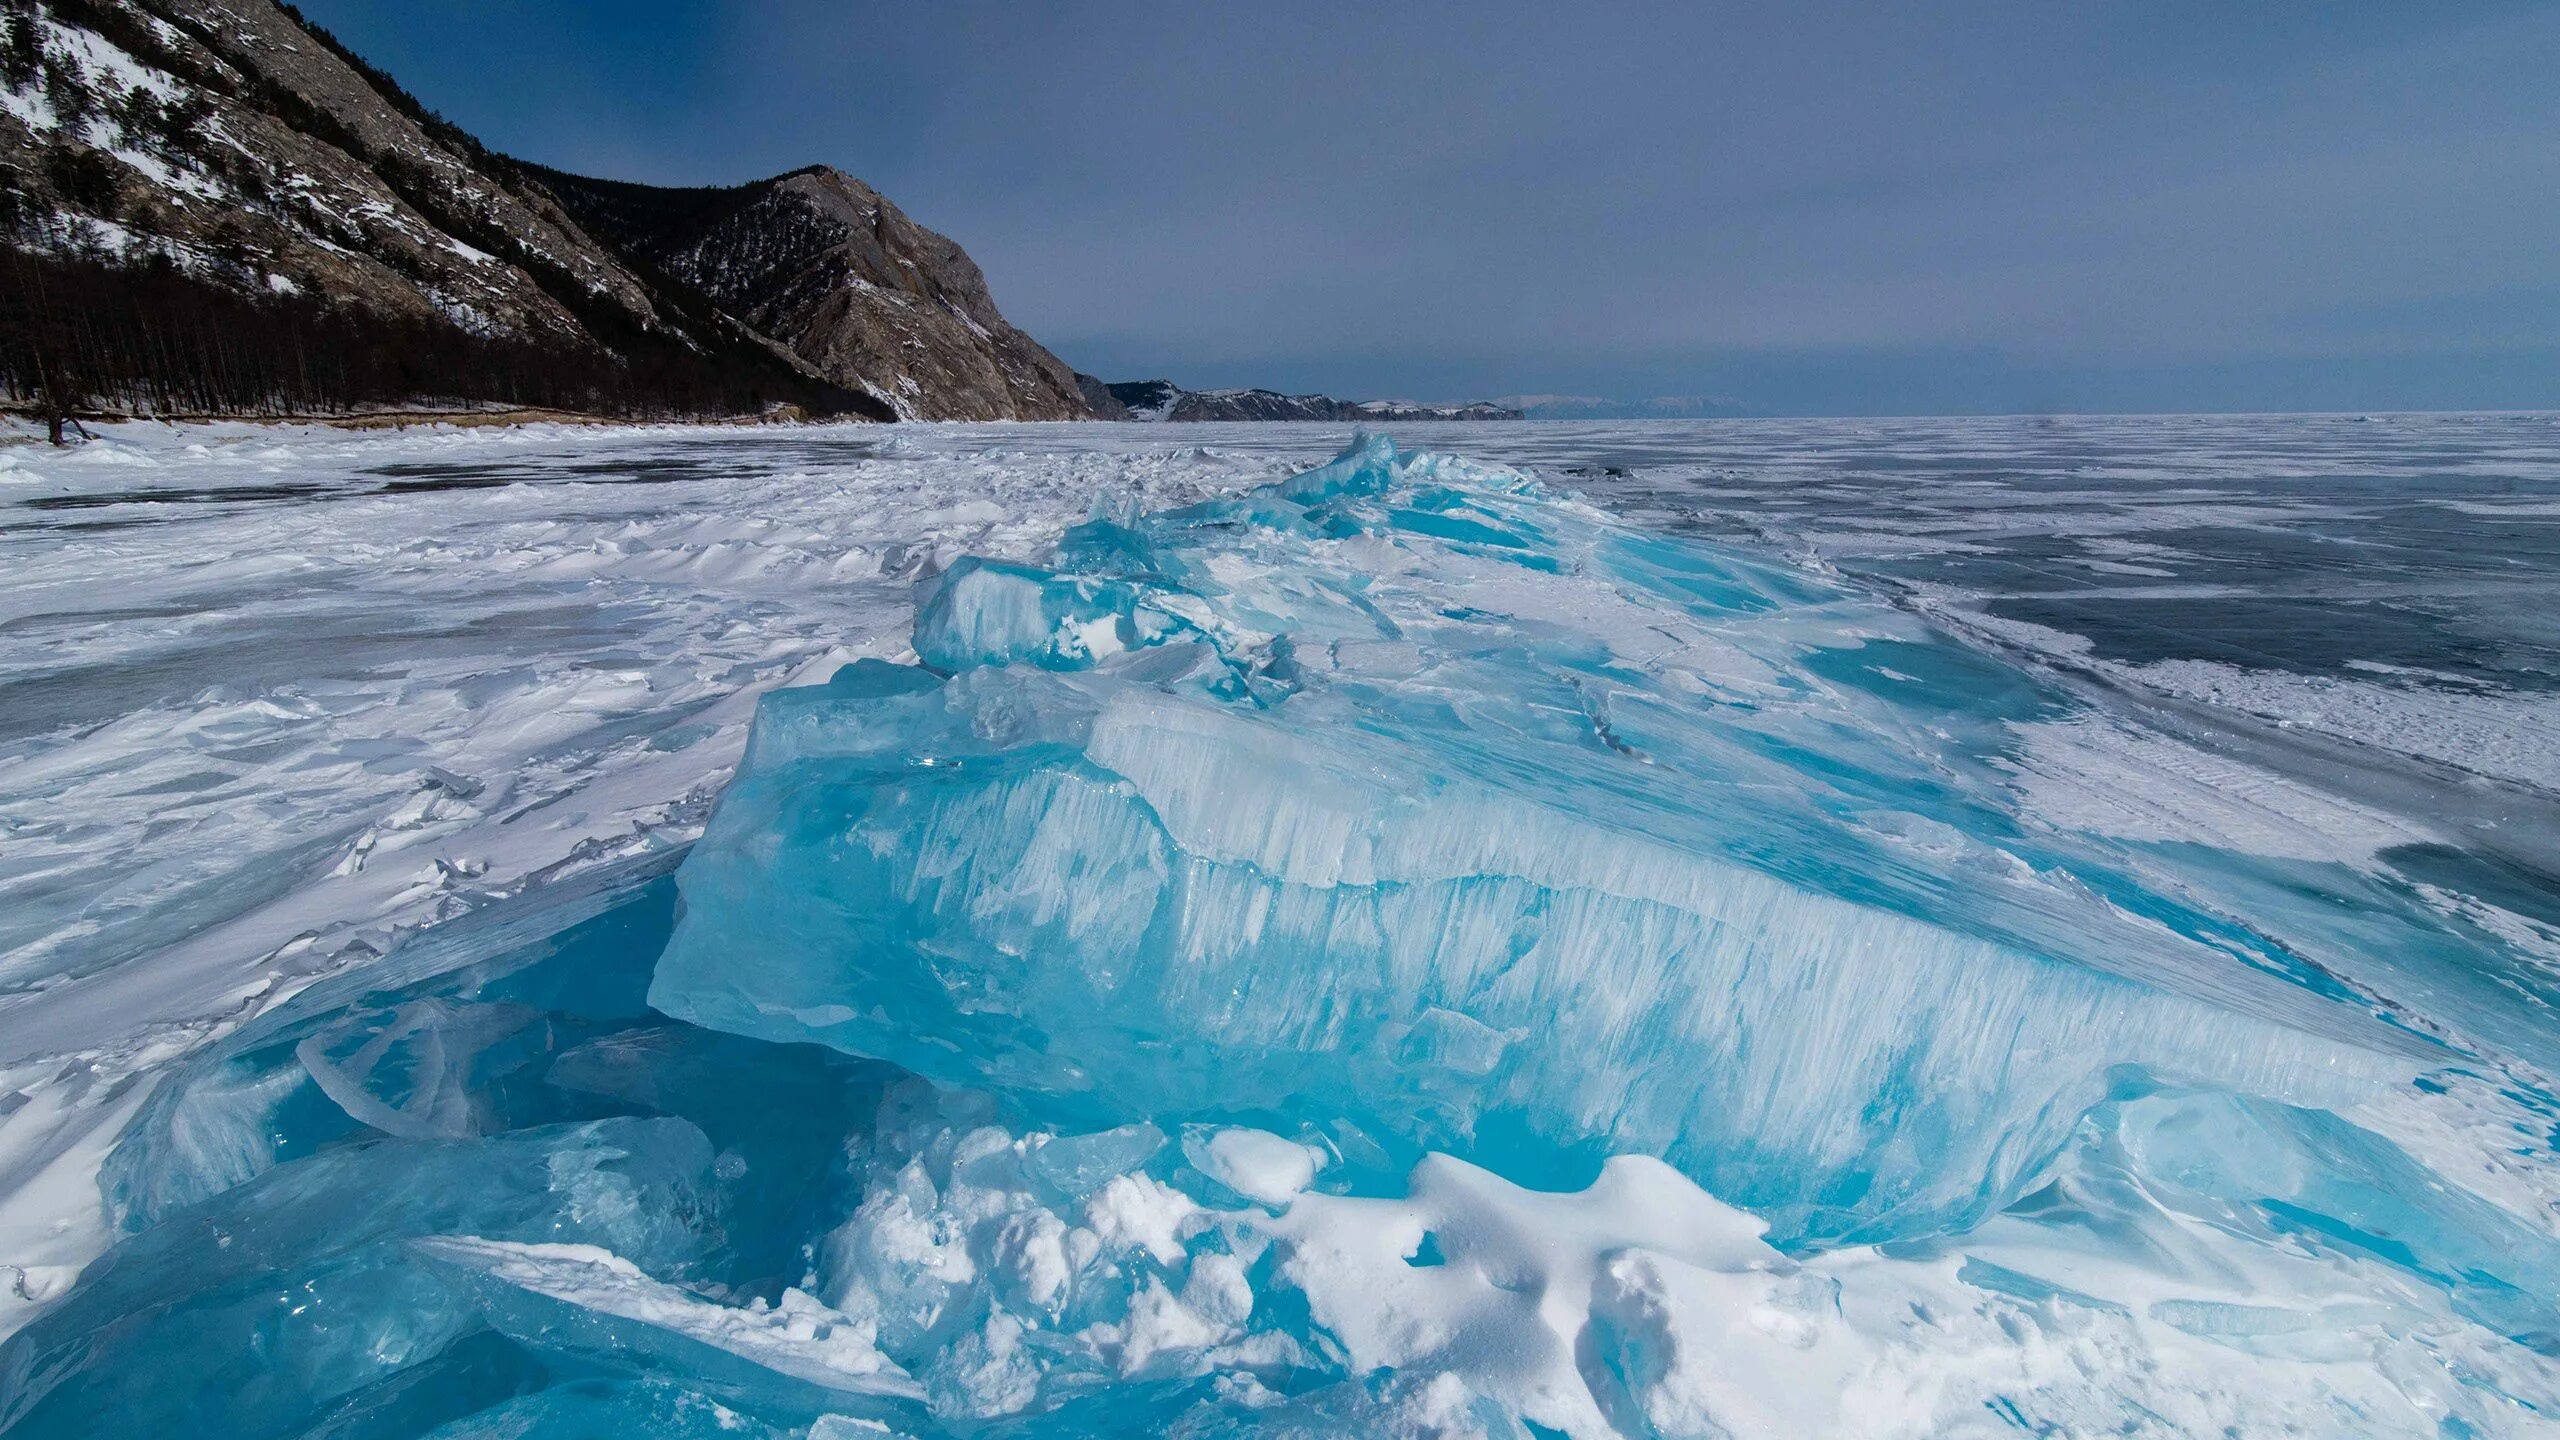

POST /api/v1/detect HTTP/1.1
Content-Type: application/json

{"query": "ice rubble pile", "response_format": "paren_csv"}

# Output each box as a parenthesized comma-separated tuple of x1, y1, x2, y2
(14, 856, 2554, 1438)
(13, 439, 2560, 1438)
(653, 434, 2417, 1243)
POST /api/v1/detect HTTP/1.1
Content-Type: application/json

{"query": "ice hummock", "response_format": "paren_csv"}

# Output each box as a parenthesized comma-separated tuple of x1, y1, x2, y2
(651, 436, 2421, 1245)
(25, 854, 2553, 1437)
(14, 436, 2560, 1438)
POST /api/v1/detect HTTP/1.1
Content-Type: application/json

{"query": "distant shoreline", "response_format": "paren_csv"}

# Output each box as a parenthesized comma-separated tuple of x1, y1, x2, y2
(0, 403, 830, 433)
(10, 405, 2555, 440)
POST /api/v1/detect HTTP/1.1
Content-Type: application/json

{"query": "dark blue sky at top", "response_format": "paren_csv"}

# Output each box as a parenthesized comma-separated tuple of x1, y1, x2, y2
(296, 0, 2560, 414)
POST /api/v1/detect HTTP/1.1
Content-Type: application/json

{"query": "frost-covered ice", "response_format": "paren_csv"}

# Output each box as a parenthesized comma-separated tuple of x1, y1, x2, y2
(0, 420, 1289, 1320)
(650, 437, 2425, 1249)
(3, 414, 2559, 1437)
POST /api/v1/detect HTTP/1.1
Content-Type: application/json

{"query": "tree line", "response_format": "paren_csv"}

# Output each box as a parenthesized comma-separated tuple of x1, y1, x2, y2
(0, 247, 879, 438)
(1, 0, 886, 437)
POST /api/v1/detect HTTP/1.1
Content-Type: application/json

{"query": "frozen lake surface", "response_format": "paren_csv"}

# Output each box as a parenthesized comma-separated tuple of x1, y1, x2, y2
(2, 414, 2557, 1436)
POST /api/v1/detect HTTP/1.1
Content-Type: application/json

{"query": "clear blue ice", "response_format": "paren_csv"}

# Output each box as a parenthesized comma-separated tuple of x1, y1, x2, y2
(9, 438, 2558, 1437)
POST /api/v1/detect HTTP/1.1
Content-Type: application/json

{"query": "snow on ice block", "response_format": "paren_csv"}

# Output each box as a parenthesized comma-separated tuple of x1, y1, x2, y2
(651, 437, 2426, 1245)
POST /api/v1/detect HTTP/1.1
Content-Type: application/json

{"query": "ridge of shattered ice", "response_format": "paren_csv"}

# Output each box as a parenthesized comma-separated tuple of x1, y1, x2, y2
(8, 433, 2560, 1437)
(652, 434, 2424, 1245)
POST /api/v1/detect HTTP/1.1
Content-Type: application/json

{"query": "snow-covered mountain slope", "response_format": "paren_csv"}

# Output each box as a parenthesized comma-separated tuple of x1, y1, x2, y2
(0, 0, 1089, 421)
(2, 0, 632, 342)
(0, 0, 877, 419)
(1105, 377, 1520, 422)
(528, 164, 1099, 422)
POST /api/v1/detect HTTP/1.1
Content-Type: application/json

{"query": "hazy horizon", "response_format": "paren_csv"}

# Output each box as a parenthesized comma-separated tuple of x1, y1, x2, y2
(297, 0, 2560, 416)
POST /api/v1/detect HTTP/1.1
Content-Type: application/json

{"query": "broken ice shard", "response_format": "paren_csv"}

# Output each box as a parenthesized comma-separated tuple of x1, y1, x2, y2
(650, 436, 2425, 1245)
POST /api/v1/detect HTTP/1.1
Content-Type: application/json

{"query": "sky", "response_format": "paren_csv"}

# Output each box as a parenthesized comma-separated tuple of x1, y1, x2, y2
(296, 0, 2560, 415)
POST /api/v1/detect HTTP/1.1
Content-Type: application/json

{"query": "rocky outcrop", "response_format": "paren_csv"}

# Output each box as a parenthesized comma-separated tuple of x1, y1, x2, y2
(1104, 379, 1520, 423)
(1074, 371, 1131, 420)
(6, 1, 606, 337)
(529, 164, 1099, 421)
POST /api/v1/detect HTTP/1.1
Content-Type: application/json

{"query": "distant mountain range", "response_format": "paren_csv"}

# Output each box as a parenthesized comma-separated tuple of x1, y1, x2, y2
(0, 0, 1623, 429)
(1090, 379, 1519, 423)
(1495, 394, 1758, 419)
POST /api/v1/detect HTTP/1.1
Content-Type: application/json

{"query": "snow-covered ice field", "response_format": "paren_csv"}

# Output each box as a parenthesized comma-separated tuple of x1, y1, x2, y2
(2, 414, 2558, 1436)
(0, 421, 1302, 1313)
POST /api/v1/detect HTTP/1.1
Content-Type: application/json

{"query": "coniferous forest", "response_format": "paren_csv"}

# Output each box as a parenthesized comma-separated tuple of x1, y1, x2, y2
(0, 247, 885, 434)
(0, 0, 892, 432)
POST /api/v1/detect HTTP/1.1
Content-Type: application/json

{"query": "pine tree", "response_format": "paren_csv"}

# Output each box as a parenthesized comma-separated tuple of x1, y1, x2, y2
(0, 7, 39, 90)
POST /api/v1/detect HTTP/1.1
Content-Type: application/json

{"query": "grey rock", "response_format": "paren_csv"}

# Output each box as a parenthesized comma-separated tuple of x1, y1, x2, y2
(530, 164, 1103, 421)
(1074, 371, 1131, 420)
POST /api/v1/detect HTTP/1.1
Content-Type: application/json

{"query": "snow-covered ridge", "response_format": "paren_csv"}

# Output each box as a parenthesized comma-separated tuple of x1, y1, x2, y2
(0, 0, 662, 347)
(1499, 393, 1759, 419)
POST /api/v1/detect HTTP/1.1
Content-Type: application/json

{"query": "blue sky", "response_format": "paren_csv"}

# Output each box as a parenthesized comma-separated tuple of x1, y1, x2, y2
(298, 1, 2560, 414)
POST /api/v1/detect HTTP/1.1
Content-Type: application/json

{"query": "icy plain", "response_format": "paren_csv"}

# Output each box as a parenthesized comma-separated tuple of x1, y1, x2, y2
(2, 414, 2558, 1437)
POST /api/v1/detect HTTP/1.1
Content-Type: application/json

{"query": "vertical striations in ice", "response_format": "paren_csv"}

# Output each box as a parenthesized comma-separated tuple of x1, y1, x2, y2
(651, 436, 2426, 1244)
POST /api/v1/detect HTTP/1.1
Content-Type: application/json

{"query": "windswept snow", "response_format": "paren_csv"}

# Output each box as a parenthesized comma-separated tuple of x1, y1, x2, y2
(2, 413, 2558, 1437)
(0, 419, 1299, 1326)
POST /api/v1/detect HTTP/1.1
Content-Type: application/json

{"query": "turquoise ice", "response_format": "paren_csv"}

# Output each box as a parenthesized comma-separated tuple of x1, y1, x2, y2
(16, 438, 2558, 1438)
(650, 437, 2422, 1245)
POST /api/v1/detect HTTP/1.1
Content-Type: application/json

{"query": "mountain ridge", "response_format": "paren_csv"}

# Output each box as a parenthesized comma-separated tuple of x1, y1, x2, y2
(0, 0, 1521, 430)
(524, 162, 1093, 421)
(1103, 378, 1519, 423)
(1496, 393, 1758, 420)
(0, 0, 1089, 423)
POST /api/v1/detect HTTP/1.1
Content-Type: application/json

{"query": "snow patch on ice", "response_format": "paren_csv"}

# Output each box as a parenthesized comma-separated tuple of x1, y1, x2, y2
(416, 1235, 922, 1399)
(2126, 659, 2560, 793)
(2005, 715, 2429, 860)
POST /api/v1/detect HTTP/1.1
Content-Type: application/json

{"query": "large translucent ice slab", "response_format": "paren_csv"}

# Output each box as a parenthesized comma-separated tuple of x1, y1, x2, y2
(21, 792, 2543, 1437)
(0, 1115, 721, 1436)
(653, 438, 2426, 1244)
(17, 853, 931, 1438)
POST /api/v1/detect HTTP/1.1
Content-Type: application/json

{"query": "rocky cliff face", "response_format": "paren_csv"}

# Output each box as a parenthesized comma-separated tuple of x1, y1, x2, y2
(0, 0, 1094, 421)
(1105, 379, 1519, 423)
(527, 165, 1095, 421)
(4, 0, 620, 339)
(1074, 371, 1131, 420)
